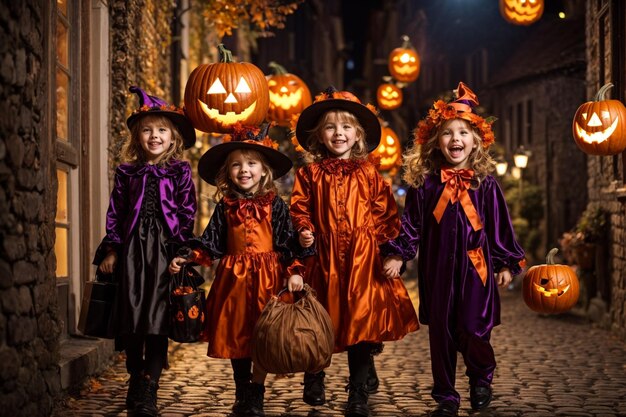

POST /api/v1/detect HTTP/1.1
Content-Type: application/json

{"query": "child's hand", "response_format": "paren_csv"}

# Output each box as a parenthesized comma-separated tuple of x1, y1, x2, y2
(299, 229, 314, 248)
(169, 256, 188, 275)
(383, 256, 403, 280)
(496, 268, 512, 287)
(98, 252, 117, 275)
(287, 274, 304, 292)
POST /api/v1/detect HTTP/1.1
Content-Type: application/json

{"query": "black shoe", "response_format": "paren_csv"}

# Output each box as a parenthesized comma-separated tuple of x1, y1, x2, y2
(431, 400, 458, 417)
(470, 385, 492, 410)
(344, 382, 369, 417)
(232, 379, 249, 415)
(125, 372, 143, 409)
(303, 371, 326, 406)
(244, 383, 265, 417)
(133, 376, 159, 417)
(365, 356, 379, 394)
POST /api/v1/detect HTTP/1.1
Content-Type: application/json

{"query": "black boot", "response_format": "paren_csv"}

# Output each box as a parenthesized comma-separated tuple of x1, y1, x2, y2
(133, 376, 159, 417)
(303, 371, 326, 406)
(365, 356, 379, 394)
(245, 383, 265, 417)
(232, 379, 249, 416)
(125, 372, 143, 409)
(344, 381, 369, 417)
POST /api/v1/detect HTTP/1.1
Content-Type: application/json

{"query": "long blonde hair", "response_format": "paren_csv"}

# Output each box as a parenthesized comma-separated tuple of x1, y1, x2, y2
(402, 118, 496, 188)
(302, 110, 369, 163)
(213, 148, 277, 201)
(121, 114, 184, 165)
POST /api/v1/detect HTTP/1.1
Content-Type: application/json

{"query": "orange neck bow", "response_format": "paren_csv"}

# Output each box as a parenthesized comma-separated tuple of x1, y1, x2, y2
(433, 168, 483, 231)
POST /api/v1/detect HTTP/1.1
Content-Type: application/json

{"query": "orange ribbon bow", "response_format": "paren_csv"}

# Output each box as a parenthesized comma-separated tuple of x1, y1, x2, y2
(433, 168, 483, 232)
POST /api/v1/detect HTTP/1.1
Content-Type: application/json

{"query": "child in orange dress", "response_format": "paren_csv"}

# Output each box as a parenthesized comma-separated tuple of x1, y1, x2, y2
(290, 87, 419, 417)
(169, 124, 306, 417)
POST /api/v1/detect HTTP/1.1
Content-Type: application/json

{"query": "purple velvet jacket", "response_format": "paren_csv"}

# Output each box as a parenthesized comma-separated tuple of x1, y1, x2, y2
(93, 160, 196, 265)
(381, 174, 525, 336)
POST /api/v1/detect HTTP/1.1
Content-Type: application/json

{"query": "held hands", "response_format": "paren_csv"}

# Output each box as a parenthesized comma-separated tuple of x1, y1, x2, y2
(496, 268, 513, 287)
(98, 252, 118, 275)
(169, 256, 188, 275)
(383, 256, 403, 280)
(287, 274, 304, 292)
(299, 229, 314, 248)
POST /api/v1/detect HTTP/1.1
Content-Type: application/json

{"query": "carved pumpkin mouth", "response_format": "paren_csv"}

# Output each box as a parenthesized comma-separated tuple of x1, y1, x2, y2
(574, 117, 618, 144)
(198, 100, 258, 125)
(379, 97, 400, 107)
(270, 89, 303, 110)
(392, 64, 418, 75)
(506, 10, 541, 22)
(533, 283, 571, 297)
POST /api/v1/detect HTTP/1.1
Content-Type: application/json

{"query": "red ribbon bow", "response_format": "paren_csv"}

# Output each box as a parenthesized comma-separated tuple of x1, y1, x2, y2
(224, 196, 271, 225)
(433, 168, 482, 232)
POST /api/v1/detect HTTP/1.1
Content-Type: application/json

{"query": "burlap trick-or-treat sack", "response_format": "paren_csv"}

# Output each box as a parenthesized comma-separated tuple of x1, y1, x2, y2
(252, 284, 334, 374)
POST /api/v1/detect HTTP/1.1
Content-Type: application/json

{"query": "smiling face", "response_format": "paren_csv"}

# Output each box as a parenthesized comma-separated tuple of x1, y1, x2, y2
(266, 73, 312, 126)
(523, 263, 580, 314)
(377, 83, 403, 110)
(319, 111, 362, 160)
(499, 0, 544, 25)
(438, 119, 477, 169)
(227, 149, 267, 194)
(138, 116, 173, 164)
(388, 48, 420, 82)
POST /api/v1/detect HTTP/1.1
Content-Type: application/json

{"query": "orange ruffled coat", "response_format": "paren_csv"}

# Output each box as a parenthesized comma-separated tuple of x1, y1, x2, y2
(290, 159, 419, 352)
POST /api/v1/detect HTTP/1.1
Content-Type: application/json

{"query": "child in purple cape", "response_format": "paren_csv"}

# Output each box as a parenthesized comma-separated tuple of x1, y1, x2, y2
(93, 86, 197, 417)
(382, 82, 525, 417)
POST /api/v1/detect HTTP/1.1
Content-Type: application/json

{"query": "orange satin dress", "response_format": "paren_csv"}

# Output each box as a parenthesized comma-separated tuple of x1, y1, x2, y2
(200, 193, 297, 359)
(290, 158, 419, 352)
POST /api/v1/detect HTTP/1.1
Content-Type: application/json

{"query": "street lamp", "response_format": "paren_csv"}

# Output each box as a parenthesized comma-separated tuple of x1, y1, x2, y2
(495, 159, 508, 176)
(513, 147, 531, 217)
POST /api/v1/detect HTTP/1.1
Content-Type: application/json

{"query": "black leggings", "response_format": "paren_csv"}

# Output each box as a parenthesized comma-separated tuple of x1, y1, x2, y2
(231, 358, 252, 383)
(347, 342, 374, 385)
(125, 334, 168, 381)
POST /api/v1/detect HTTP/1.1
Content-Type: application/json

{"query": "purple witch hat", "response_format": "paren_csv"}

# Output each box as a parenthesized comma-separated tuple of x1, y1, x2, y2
(126, 86, 196, 149)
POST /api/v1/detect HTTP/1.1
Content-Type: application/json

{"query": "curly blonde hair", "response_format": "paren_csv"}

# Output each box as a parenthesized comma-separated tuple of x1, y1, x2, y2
(301, 110, 369, 163)
(402, 118, 496, 188)
(213, 148, 277, 201)
(122, 114, 184, 165)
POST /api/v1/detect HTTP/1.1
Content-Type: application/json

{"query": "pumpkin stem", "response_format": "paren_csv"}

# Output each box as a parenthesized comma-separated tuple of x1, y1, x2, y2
(268, 61, 288, 75)
(217, 44, 233, 63)
(546, 248, 559, 265)
(400, 34, 414, 49)
(594, 83, 614, 101)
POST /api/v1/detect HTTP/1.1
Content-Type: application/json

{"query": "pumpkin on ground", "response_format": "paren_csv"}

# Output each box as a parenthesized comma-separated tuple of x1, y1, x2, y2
(572, 83, 626, 156)
(388, 35, 420, 83)
(184, 44, 269, 133)
(523, 248, 579, 314)
(499, 0, 544, 26)
(265, 62, 312, 127)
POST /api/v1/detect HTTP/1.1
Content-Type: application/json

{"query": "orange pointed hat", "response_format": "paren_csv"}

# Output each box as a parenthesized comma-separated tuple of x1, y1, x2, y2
(414, 82, 495, 148)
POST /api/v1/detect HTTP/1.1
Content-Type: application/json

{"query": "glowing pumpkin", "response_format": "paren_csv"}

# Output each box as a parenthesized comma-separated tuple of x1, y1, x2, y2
(388, 35, 420, 83)
(499, 0, 544, 26)
(377, 82, 403, 110)
(572, 83, 626, 155)
(184, 44, 269, 133)
(372, 121, 402, 172)
(523, 248, 580, 314)
(266, 62, 312, 127)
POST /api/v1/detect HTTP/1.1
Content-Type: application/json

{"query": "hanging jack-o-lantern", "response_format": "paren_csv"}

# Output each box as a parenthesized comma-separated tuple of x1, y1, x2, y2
(377, 82, 403, 111)
(499, 0, 544, 26)
(388, 35, 420, 83)
(372, 121, 402, 172)
(265, 62, 312, 127)
(184, 44, 269, 133)
(523, 248, 580, 314)
(572, 83, 626, 156)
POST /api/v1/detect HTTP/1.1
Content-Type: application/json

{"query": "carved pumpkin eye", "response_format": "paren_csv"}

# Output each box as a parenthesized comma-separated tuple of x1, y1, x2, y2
(235, 77, 251, 93)
(208, 79, 227, 95)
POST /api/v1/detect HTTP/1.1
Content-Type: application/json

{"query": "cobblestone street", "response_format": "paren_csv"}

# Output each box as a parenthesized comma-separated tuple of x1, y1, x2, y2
(52, 278, 626, 417)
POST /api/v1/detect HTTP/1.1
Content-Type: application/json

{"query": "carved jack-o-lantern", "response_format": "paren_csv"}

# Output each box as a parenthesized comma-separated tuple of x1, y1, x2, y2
(377, 83, 403, 110)
(499, 0, 544, 26)
(388, 35, 420, 83)
(266, 62, 312, 127)
(572, 83, 626, 155)
(372, 121, 402, 172)
(188, 305, 200, 319)
(523, 248, 580, 314)
(184, 44, 269, 133)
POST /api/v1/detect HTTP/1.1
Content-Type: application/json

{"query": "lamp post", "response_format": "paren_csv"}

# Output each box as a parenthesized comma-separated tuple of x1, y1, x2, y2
(495, 159, 508, 177)
(513, 147, 530, 217)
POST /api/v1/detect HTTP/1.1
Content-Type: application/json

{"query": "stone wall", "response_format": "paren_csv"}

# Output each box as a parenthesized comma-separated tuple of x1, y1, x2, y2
(0, 1, 63, 416)
(584, 0, 626, 339)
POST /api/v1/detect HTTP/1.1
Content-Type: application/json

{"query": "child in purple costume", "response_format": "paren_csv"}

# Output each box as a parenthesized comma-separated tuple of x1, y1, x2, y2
(382, 82, 525, 417)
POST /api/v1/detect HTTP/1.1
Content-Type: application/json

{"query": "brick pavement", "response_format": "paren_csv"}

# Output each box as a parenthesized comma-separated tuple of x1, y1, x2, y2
(52, 279, 626, 417)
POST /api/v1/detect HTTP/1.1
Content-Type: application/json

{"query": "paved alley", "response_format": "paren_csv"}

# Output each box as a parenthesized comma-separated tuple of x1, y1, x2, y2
(52, 278, 626, 417)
